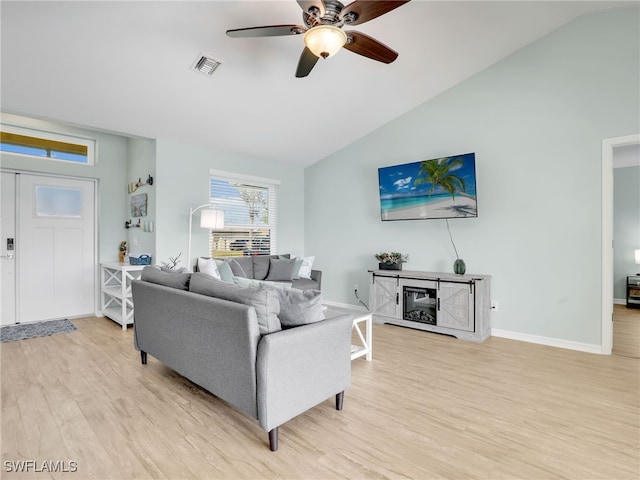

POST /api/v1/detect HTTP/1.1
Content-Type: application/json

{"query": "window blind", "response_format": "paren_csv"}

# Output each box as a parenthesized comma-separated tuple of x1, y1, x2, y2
(208, 173, 278, 257)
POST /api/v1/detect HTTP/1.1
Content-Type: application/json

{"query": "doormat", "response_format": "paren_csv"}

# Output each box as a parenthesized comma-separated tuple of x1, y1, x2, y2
(0, 319, 77, 343)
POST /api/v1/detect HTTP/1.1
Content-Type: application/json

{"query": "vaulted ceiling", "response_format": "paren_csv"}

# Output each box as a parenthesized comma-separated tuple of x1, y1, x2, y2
(1, 1, 635, 166)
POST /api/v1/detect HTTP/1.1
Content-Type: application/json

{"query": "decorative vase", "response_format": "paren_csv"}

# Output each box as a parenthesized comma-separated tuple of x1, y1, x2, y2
(379, 262, 402, 271)
(453, 258, 466, 275)
(119, 251, 126, 263)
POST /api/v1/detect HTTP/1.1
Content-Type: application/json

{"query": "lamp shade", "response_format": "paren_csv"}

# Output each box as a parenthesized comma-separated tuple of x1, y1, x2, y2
(200, 209, 224, 229)
(635, 249, 640, 265)
(303, 25, 347, 59)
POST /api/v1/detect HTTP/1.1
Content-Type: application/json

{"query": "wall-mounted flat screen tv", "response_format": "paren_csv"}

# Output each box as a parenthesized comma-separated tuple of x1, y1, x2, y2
(378, 152, 477, 221)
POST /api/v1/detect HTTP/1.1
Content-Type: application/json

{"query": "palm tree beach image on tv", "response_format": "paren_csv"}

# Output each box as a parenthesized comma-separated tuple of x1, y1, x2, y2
(378, 153, 478, 221)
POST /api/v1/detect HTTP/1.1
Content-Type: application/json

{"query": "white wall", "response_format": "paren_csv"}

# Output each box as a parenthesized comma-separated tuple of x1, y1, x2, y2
(126, 137, 156, 257)
(304, 7, 640, 347)
(154, 138, 305, 271)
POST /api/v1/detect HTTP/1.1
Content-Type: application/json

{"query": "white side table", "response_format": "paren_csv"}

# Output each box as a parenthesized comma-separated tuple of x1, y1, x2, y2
(324, 305, 372, 361)
(100, 262, 145, 330)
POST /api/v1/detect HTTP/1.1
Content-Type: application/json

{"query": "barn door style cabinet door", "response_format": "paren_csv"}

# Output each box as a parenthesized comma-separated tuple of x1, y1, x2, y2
(368, 270, 491, 342)
(370, 275, 400, 318)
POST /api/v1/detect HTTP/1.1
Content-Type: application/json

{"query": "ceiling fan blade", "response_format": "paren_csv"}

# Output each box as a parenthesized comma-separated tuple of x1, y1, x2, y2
(295, 47, 320, 78)
(297, 0, 325, 17)
(226, 25, 305, 38)
(343, 31, 398, 64)
(340, 0, 410, 26)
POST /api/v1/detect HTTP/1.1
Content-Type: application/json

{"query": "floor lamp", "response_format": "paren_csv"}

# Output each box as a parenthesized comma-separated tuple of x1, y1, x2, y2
(187, 204, 224, 272)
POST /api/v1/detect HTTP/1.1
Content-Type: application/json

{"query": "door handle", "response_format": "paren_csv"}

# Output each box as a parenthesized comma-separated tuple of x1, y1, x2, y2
(0, 254, 14, 259)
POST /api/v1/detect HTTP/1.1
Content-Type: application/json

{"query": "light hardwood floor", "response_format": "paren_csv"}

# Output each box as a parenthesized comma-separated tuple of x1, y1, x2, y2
(613, 304, 640, 358)
(1, 316, 638, 479)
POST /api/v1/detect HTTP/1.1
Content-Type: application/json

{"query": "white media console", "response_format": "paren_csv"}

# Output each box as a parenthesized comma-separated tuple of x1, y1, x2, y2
(368, 269, 491, 342)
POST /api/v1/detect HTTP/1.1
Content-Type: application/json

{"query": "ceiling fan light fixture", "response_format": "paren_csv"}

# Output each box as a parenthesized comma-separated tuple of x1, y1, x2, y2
(303, 25, 347, 59)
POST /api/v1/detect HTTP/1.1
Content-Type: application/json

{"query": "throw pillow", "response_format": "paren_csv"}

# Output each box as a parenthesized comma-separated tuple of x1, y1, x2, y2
(197, 257, 221, 280)
(252, 255, 273, 280)
(215, 260, 235, 283)
(226, 258, 247, 278)
(272, 287, 324, 329)
(289, 256, 304, 280)
(298, 256, 315, 280)
(189, 273, 281, 335)
(141, 266, 191, 290)
(265, 258, 296, 282)
(234, 276, 292, 289)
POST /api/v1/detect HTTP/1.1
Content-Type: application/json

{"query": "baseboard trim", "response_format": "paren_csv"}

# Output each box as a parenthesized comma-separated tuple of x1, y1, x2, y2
(491, 329, 603, 354)
(325, 302, 605, 354)
(614, 298, 626, 305)
(323, 300, 369, 311)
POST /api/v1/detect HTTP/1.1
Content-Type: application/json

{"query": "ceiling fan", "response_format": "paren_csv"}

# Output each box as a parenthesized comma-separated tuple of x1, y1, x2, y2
(226, 0, 411, 77)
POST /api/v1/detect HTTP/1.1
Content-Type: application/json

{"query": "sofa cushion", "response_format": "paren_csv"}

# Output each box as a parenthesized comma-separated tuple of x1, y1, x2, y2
(226, 258, 247, 278)
(270, 287, 324, 329)
(141, 266, 191, 290)
(253, 255, 275, 280)
(189, 273, 281, 335)
(290, 277, 320, 291)
(265, 257, 296, 282)
(229, 257, 254, 278)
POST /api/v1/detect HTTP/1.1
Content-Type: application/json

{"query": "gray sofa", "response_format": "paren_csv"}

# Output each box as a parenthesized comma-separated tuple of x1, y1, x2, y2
(197, 254, 322, 291)
(131, 270, 351, 451)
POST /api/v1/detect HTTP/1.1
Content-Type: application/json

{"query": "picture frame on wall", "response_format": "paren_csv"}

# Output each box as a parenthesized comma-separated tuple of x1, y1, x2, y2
(131, 193, 147, 217)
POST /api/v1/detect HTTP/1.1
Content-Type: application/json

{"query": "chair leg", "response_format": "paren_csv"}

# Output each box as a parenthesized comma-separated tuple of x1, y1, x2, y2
(336, 391, 344, 411)
(268, 427, 278, 452)
(141, 351, 147, 365)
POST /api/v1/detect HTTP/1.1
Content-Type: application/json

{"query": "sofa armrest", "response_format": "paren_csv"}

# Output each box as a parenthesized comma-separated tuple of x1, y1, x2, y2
(255, 314, 352, 432)
(310, 269, 322, 289)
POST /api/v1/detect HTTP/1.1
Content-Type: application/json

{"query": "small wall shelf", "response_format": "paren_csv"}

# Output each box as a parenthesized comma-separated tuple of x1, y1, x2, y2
(127, 174, 153, 193)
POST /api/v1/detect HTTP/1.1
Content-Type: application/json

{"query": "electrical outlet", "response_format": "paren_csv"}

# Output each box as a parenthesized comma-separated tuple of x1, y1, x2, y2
(491, 300, 499, 311)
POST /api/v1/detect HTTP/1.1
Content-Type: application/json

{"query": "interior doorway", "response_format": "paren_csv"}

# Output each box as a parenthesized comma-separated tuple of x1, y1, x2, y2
(0, 171, 96, 325)
(601, 134, 640, 354)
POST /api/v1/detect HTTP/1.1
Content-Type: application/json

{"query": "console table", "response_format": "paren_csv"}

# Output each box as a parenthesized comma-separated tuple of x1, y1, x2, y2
(368, 269, 491, 342)
(627, 275, 640, 309)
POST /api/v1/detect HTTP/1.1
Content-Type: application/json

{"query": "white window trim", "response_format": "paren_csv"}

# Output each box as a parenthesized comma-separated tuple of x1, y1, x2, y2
(209, 169, 279, 255)
(209, 169, 281, 187)
(1, 123, 96, 165)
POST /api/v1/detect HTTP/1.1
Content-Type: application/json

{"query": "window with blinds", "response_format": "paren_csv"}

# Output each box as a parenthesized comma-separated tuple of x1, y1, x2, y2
(208, 171, 279, 257)
(0, 124, 95, 165)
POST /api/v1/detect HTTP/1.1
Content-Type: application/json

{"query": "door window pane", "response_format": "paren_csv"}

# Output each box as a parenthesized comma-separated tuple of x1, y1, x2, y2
(35, 186, 82, 218)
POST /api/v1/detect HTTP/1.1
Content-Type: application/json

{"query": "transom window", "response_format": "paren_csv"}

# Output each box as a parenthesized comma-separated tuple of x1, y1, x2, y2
(208, 170, 279, 257)
(0, 124, 95, 165)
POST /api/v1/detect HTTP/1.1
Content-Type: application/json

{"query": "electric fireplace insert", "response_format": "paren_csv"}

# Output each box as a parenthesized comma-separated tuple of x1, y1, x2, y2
(403, 285, 437, 325)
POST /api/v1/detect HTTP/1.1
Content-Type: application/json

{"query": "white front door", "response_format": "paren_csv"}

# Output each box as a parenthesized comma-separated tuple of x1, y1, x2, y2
(1, 172, 17, 325)
(14, 173, 96, 323)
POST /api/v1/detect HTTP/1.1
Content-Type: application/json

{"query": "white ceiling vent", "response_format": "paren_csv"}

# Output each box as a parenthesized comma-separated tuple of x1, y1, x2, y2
(191, 54, 221, 76)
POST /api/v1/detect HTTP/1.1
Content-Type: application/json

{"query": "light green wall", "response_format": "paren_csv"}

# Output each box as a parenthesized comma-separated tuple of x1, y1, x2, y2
(0, 113, 128, 262)
(305, 7, 640, 345)
(126, 137, 156, 257)
(154, 138, 305, 271)
(614, 165, 640, 299)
